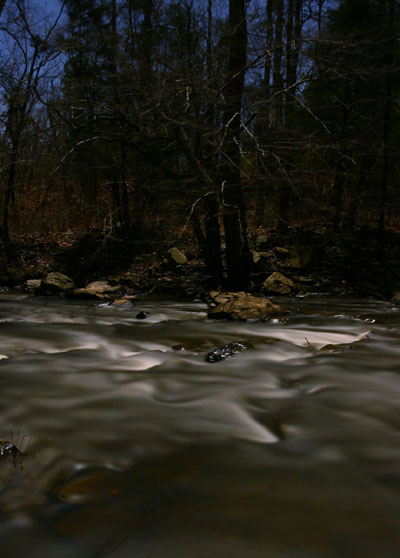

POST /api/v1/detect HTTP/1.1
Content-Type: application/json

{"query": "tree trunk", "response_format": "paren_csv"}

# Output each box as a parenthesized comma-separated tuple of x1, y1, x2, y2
(272, 0, 284, 126)
(278, 0, 303, 232)
(204, 193, 223, 284)
(264, 0, 274, 110)
(332, 80, 351, 232)
(222, 0, 251, 291)
(3, 147, 18, 246)
(379, 0, 394, 237)
(332, 157, 345, 233)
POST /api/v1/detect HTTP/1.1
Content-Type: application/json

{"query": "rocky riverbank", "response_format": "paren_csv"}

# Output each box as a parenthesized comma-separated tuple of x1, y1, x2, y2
(1, 227, 400, 301)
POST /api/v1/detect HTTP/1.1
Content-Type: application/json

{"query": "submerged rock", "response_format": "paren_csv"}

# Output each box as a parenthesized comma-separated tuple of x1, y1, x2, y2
(54, 468, 125, 505)
(263, 272, 295, 295)
(208, 292, 283, 321)
(205, 341, 250, 363)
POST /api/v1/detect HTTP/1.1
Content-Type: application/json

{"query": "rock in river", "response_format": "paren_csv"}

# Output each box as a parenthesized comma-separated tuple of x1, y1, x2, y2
(85, 281, 121, 295)
(208, 292, 283, 321)
(72, 281, 123, 300)
(205, 341, 250, 363)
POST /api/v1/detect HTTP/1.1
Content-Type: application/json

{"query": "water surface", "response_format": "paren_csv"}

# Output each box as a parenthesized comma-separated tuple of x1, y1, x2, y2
(0, 294, 399, 557)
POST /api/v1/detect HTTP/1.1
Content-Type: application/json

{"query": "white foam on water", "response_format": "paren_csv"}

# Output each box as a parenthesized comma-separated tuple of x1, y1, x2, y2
(237, 327, 369, 350)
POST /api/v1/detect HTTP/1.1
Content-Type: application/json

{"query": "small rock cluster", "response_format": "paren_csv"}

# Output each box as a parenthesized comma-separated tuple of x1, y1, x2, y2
(24, 273, 141, 310)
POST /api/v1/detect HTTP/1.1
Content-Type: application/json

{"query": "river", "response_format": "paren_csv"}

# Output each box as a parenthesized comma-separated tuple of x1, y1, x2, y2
(0, 294, 399, 557)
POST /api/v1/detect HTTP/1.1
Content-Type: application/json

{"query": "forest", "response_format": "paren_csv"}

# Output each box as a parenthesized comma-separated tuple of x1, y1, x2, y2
(0, 0, 399, 296)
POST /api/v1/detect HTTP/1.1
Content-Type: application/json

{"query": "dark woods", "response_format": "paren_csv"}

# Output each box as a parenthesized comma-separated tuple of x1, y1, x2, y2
(0, 0, 399, 289)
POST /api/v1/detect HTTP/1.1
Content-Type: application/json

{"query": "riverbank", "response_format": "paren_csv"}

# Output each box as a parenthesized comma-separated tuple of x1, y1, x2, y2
(1, 226, 400, 300)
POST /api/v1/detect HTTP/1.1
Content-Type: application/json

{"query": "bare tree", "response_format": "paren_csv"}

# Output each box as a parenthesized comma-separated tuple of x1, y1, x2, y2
(221, 0, 252, 289)
(0, 0, 64, 252)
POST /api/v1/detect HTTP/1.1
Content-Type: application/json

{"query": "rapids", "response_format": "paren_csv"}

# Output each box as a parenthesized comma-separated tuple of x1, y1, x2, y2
(0, 294, 399, 557)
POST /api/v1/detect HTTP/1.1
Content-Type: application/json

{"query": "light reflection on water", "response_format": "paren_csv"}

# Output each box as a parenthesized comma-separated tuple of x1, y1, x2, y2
(0, 295, 399, 557)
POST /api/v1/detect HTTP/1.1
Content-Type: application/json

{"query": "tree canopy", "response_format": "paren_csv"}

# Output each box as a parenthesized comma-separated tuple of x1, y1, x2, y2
(0, 0, 399, 287)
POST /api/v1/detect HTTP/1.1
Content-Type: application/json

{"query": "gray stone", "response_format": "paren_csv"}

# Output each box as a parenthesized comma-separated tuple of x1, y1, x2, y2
(263, 272, 295, 295)
(208, 293, 283, 321)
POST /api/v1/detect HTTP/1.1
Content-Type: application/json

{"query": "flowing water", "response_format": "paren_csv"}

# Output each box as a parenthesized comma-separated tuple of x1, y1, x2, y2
(0, 294, 399, 557)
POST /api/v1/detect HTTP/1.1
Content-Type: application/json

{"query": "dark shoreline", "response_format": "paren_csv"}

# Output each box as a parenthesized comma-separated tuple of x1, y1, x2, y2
(1, 227, 400, 301)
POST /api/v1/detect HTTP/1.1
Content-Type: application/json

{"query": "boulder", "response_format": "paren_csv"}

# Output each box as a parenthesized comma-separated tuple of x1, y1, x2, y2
(70, 281, 123, 300)
(263, 272, 295, 295)
(41, 272, 75, 294)
(208, 292, 283, 321)
(85, 281, 120, 295)
(167, 247, 187, 265)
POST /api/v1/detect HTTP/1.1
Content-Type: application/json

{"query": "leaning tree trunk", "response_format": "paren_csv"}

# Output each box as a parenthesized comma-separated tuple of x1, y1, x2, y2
(222, 0, 251, 291)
